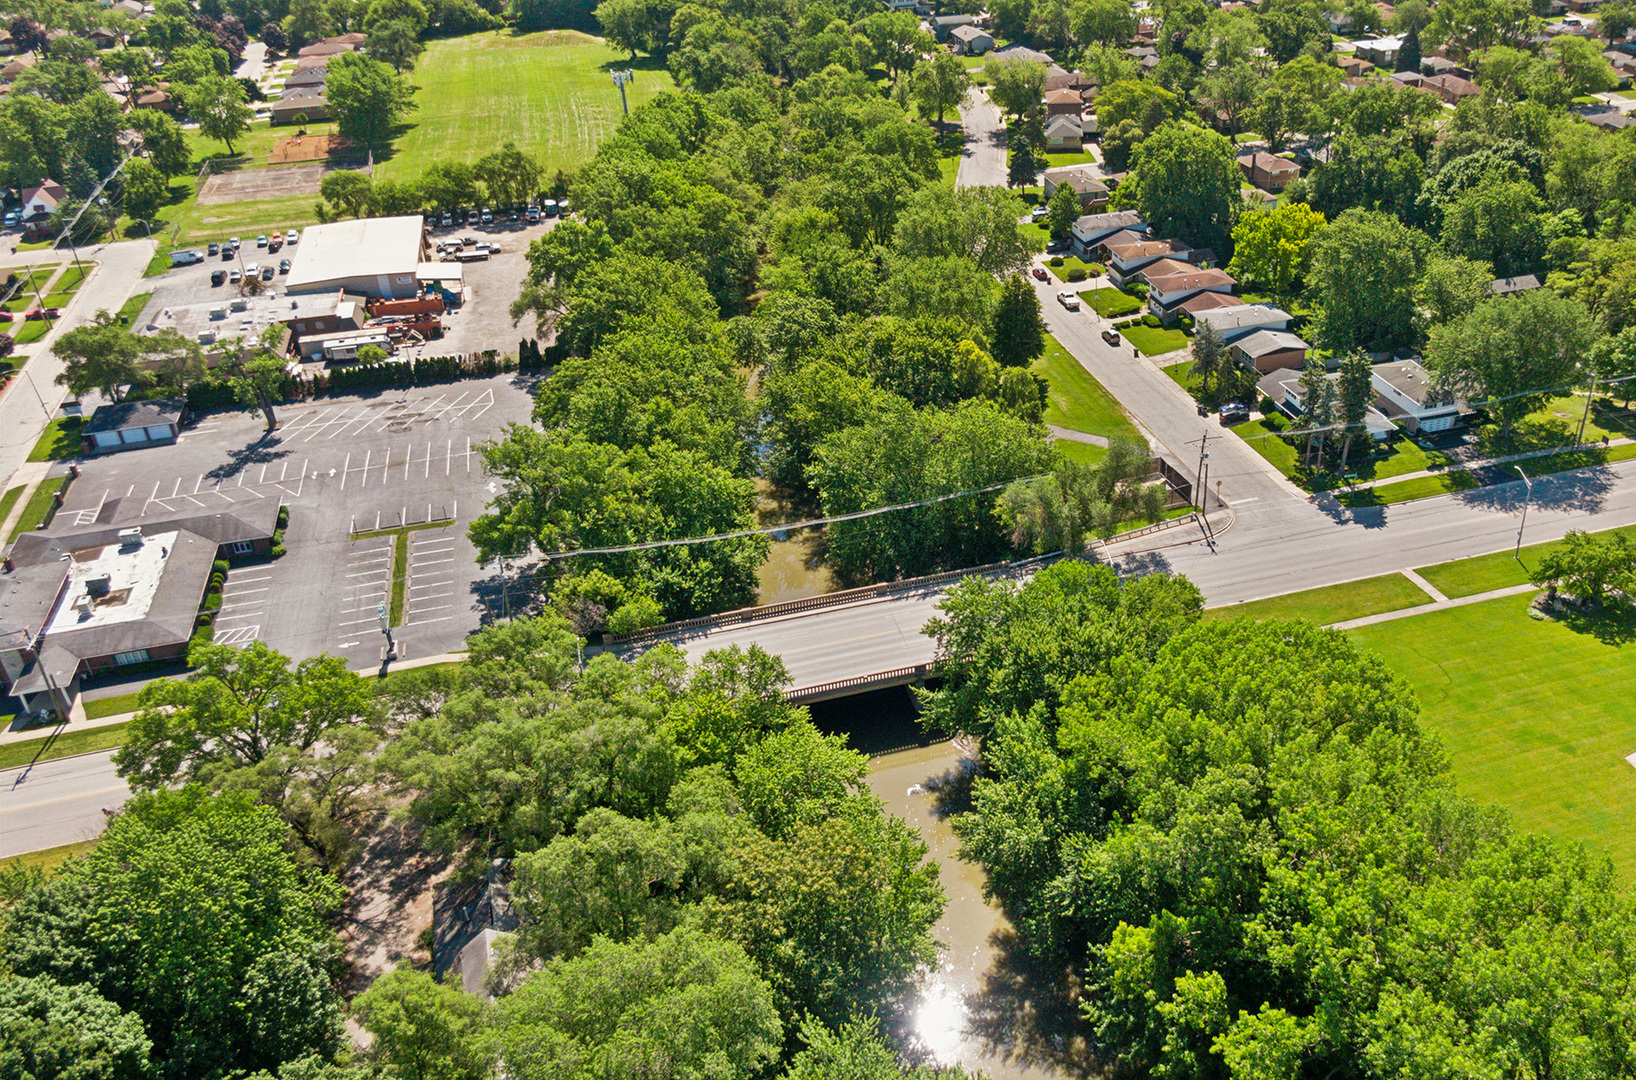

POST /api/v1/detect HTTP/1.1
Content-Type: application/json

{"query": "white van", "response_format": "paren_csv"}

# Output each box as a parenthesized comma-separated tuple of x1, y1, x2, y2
(1057, 291, 1080, 311)
(170, 250, 204, 265)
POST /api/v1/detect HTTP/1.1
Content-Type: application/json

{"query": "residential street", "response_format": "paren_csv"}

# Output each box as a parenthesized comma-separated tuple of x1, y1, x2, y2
(0, 239, 158, 488)
(956, 87, 1008, 189)
(1, 750, 127, 858)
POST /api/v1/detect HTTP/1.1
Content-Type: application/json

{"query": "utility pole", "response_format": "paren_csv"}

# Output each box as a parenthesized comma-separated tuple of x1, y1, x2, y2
(1513, 465, 1533, 560)
(611, 69, 634, 116)
(1192, 429, 1210, 512)
(1577, 374, 1598, 445)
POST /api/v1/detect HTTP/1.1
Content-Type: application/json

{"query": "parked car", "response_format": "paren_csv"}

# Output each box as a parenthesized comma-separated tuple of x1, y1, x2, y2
(440, 211, 452, 225)
(207, 242, 220, 255)
(1057, 291, 1080, 311)
(285, 229, 299, 243)
(211, 269, 226, 286)
(256, 234, 267, 247)
(480, 207, 493, 224)
(260, 265, 274, 280)
(222, 247, 234, 261)
(25, 307, 61, 320)
(525, 206, 540, 223)
(541, 199, 558, 217)
(0, 311, 12, 322)
(1219, 403, 1250, 425)
(170, 249, 204, 266)
(279, 258, 290, 274)
(557, 198, 571, 215)
(245, 262, 260, 277)
(461, 235, 478, 246)
(1101, 328, 1122, 346)
(466, 210, 479, 224)
(230, 236, 241, 250)
(1031, 205, 1048, 220)
(229, 268, 243, 282)
(268, 236, 283, 252)
(1045, 238, 1069, 253)
(1032, 267, 1048, 280)
(2, 211, 19, 228)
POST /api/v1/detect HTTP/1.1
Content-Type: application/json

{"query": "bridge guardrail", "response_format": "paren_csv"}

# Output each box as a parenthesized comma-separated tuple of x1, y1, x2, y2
(785, 664, 935, 703)
(608, 511, 1200, 650)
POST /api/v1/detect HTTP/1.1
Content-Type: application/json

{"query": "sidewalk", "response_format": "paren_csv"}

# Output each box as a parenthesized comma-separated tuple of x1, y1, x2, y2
(1329, 582, 1540, 630)
(0, 460, 55, 544)
(1341, 436, 1634, 493)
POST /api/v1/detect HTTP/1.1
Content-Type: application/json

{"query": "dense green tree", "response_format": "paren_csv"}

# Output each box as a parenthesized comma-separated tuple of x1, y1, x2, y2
(1187, 319, 1231, 396)
(1255, 0, 1332, 62)
(854, 11, 931, 85)
(987, 57, 1048, 119)
(1226, 202, 1325, 298)
(1418, 252, 1495, 328)
(1307, 208, 1429, 353)
(1425, 289, 1596, 438)
(324, 50, 415, 150)
(1114, 121, 1240, 254)
(990, 273, 1046, 369)
(181, 73, 252, 154)
(1334, 349, 1374, 472)
(489, 928, 783, 1078)
(1430, 0, 1538, 53)
(913, 51, 970, 125)
(318, 168, 375, 218)
(893, 184, 1041, 277)
(1007, 137, 1040, 187)
(52, 311, 161, 402)
(1440, 171, 1549, 278)
(1531, 529, 1635, 606)
(0, 976, 152, 1080)
(763, 360, 898, 490)
(1191, 60, 1264, 136)
(1045, 180, 1080, 241)
(365, 17, 424, 71)
(998, 438, 1166, 554)
(1075, 0, 1137, 43)
(474, 141, 541, 207)
(123, 157, 170, 222)
(2, 789, 345, 1078)
(127, 109, 192, 179)
(351, 966, 490, 1080)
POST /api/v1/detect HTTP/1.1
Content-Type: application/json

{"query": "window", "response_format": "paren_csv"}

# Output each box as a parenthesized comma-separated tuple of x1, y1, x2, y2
(120, 428, 149, 444)
(229, 541, 254, 555)
(146, 425, 174, 440)
(113, 649, 150, 666)
(93, 431, 121, 448)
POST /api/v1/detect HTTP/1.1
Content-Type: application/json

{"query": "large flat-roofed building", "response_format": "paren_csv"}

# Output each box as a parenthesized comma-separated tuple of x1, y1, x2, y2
(284, 215, 430, 299)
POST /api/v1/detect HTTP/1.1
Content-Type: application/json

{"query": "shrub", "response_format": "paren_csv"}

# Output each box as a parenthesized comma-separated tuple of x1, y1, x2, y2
(1049, 256, 1064, 267)
(203, 592, 222, 612)
(606, 596, 664, 636)
(196, 612, 214, 628)
(1066, 268, 1087, 282)
(1142, 314, 1161, 328)
(190, 625, 215, 648)
(270, 542, 286, 558)
(209, 573, 225, 591)
(212, 558, 229, 577)
(276, 504, 289, 530)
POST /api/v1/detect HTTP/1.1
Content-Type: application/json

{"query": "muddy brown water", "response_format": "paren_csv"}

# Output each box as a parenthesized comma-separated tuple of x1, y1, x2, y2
(811, 691, 1089, 1079)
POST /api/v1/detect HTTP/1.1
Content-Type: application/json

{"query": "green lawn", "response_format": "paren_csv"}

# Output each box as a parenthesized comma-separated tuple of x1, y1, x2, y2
(1414, 524, 1636, 599)
(0, 485, 23, 529)
(118, 291, 154, 325)
(1350, 594, 1636, 880)
(1081, 286, 1143, 318)
(0, 839, 99, 874)
(1032, 334, 1140, 464)
(0, 721, 131, 771)
(27, 417, 83, 463)
(84, 691, 145, 720)
(1121, 324, 1189, 356)
(7, 476, 69, 541)
(377, 31, 678, 180)
(1041, 150, 1099, 169)
(1341, 443, 1636, 508)
(1230, 413, 1301, 476)
(1205, 572, 1435, 625)
(1052, 439, 1104, 466)
(1230, 410, 1452, 492)
(1046, 257, 1103, 282)
(50, 263, 89, 294)
(13, 320, 49, 345)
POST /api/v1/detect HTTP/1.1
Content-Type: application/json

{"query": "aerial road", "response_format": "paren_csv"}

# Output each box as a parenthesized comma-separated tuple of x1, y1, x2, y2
(1, 750, 129, 859)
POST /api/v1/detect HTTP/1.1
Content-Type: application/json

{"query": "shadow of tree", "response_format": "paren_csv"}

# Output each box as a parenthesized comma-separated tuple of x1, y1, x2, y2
(1455, 462, 1615, 515)
(924, 753, 979, 820)
(962, 929, 1099, 1077)
(203, 433, 293, 481)
(1554, 600, 1636, 647)
(339, 814, 450, 995)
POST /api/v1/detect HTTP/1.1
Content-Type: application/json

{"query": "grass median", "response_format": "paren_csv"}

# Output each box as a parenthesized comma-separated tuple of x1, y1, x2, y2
(1204, 572, 1436, 626)
(7, 476, 69, 541)
(0, 721, 132, 771)
(1413, 523, 1636, 599)
(1033, 333, 1140, 466)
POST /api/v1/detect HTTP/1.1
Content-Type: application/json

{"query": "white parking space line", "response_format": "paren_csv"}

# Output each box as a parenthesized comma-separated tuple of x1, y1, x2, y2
(215, 625, 260, 645)
(409, 592, 455, 604)
(415, 557, 455, 567)
(223, 586, 269, 597)
(340, 451, 350, 490)
(230, 574, 273, 584)
(406, 615, 456, 625)
(213, 610, 264, 623)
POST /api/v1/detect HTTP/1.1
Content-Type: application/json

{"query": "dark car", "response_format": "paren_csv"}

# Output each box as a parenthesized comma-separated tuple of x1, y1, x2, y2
(207, 242, 220, 255)
(279, 258, 290, 274)
(461, 236, 478, 246)
(211, 269, 226, 286)
(1219, 403, 1251, 425)
(222, 247, 234, 261)
(1101, 328, 1122, 346)
(261, 265, 275, 280)
(1045, 238, 1070, 253)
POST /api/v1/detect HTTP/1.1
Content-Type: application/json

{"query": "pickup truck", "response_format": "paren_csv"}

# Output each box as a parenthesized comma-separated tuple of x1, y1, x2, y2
(1057, 291, 1080, 311)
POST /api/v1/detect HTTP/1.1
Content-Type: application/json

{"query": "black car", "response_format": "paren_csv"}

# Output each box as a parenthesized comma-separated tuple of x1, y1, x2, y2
(222, 247, 234, 261)
(207, 242, 220, 256)
(211, 269, 226, 286)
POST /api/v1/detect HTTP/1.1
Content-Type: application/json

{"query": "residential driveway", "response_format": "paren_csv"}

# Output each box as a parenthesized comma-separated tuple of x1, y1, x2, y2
(956, 87, 1008, 189)
(234, 40, 269, 84)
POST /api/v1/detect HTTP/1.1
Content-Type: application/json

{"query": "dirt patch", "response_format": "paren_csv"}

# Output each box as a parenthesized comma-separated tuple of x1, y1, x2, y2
(270, 133, 354, 164)
(338, 814, 449, 995)
(197, 162, 363, 204)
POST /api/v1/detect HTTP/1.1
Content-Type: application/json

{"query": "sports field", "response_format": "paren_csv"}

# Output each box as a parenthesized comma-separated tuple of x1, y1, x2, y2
(1350, 594, 1636, 879)
(376, 30, 678, 180)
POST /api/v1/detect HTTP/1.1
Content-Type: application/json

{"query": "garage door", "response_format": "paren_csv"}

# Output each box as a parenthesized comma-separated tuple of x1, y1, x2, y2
(145, 425, 173, 440)
(120, 428, 149, 444)
(93, 431, 121, 449)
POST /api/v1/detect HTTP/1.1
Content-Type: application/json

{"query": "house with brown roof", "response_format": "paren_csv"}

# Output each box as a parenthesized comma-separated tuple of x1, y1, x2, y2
(1236, 151, 1301, 190)
(1147, 268, 1237, 321)
(1424, 73, 1480, 103)
(1106, 237, 1202, 286)
(1041, 164, 1109, 209)
(1044, 114, 1083, 151)
(1230, 329, 1310, 373)
(20, 180, 66, 220)
(1043, 86, 1082, 118)
(1072, 210, 1148, 259)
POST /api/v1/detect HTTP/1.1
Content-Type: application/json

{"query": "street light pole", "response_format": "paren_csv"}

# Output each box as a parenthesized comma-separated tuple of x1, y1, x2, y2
(1513, 465, 1533, 559)
(377, 600, 395, 658)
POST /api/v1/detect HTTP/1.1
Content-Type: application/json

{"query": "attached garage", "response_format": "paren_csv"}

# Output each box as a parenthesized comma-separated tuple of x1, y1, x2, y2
(80, 398, 186, 455)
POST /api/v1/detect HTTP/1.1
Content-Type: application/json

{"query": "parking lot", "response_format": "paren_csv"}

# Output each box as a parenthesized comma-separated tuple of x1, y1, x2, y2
(135, 214, 556, 360)
(53, 374, 537, 664)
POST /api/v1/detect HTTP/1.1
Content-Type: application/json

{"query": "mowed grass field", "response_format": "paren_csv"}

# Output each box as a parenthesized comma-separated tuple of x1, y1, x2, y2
(376, 30, 678, 180)
(1350, 594, 1636, 879)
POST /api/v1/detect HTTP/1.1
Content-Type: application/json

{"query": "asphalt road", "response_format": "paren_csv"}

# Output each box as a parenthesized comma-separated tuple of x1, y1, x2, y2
(0, 239, 158, 489)
(956, 87, 1008, 189)
(1, 750, 128, 858)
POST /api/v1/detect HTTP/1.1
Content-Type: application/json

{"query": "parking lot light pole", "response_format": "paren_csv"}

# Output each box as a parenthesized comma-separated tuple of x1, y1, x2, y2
(377, 600, 395, 657)
(611, 69, 633, 115)
(1513, 465, 1533, 559)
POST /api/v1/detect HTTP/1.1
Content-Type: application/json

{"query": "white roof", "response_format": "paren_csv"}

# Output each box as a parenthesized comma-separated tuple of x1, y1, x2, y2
(1195, 302, 1291, 333)
(46, 531, 178, 637)
(418, 262, 464, 282)
(285, 215, 424, 293)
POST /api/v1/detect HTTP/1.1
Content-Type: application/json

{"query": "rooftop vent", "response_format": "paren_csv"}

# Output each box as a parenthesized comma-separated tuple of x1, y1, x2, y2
(118, 527, 143, 550)
(85, 574, 111, 598)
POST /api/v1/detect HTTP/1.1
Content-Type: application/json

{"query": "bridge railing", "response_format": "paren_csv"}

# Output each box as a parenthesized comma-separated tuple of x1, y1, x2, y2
(607, 511, 1200, 650)
(785, 664, 935, 703)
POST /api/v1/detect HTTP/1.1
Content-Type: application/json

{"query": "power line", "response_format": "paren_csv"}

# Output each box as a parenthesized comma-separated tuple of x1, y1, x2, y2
(539, 475, 1049, 560)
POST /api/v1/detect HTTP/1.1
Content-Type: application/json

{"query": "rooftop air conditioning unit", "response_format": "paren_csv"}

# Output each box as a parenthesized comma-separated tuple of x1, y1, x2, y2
(85, 574, 112, 598)
(118, 528, 143, 549)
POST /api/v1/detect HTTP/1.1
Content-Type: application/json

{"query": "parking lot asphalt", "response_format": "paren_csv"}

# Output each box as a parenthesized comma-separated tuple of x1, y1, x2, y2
(55, 375, 538, 665)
